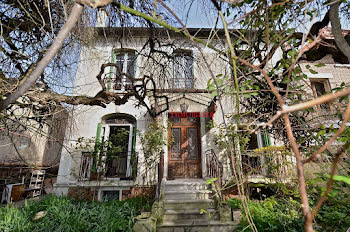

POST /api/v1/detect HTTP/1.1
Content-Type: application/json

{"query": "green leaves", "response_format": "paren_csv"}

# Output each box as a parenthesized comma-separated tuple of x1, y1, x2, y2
(305, 64, 318, 75)
(200, 209, 208, 214)
(206, 74, 230, 97)
(314, 63, 326, 68)
(206, 177, 217, 185)
(0, 195, 153, 232)
(325, 174, 350, 185)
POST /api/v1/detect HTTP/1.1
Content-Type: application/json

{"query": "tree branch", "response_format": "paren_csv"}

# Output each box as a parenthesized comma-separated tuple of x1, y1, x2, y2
(329, 0, 350, 62)
(0, 3, 84, 111)
(303, 101, 350, 163)
(311, 141, 350, 219)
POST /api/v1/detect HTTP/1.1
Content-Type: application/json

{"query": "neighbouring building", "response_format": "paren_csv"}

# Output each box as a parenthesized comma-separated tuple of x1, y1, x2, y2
(0, 106, 67, 202)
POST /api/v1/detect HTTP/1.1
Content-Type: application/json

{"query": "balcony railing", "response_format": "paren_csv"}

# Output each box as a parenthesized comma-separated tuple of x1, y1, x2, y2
(206, 149, 223, 186)
(103, 76, 133, 92)
(78, 151, 138, 181)
(242, 149, 295, 180)
(171, 78, 194, 89)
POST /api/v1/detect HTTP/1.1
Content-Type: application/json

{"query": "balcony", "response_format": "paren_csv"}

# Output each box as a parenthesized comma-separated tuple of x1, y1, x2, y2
(241, 148, 295, 183)
(170, 77, 194, 89)
(103, 76, 133, 92)
(78, 151, 138, 181)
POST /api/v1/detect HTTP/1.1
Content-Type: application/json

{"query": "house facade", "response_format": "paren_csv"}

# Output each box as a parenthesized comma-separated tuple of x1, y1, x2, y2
(53, 25, 350, 201)
(54, 27, 236, 200)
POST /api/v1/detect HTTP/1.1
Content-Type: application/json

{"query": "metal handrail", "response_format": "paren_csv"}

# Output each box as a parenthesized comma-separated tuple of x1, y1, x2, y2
(206, 149, 223, 187)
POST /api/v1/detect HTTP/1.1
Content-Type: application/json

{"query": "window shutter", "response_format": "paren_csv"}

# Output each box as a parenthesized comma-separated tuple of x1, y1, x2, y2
(133, 53, 137, 77)
(95, 123, 102, 143)
(263, 131, 271, 147)
(108, 50, 115, 90)
(131, 123, 137, 177)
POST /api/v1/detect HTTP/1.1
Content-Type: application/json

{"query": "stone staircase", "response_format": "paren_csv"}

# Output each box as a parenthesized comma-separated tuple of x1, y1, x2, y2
(156, 179, 239, 232)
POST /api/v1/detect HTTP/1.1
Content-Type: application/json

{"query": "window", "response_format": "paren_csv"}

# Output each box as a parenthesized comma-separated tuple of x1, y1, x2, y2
(246, 130, 271, 150)
(242, 130, 271, 176)
(310, 79, 330, 109)
(173, 51, 194, 89)
(19, 137, 30, 149)
(100, 114, 136, 179)
(101, 190, 121, 201)
(104, 126, 130, 177)
(114, 51, 136, 90)
(78, 152, 93, 181)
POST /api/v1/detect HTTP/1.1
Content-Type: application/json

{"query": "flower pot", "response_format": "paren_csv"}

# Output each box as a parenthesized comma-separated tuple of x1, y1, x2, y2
(133, 212, 157, 232)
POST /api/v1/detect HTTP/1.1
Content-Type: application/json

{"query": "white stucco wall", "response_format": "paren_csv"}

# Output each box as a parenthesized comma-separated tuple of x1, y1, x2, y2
(54, 30, 231, 195)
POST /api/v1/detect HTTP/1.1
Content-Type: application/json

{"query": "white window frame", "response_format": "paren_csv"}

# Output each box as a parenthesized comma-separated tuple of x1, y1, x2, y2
(101, 123, 134, 179)
(172, 51, 194, 89)
(114, 51, 136, 91)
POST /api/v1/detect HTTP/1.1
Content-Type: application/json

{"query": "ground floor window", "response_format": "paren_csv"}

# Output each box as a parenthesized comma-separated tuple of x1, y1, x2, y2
(101, 190, 121, 201)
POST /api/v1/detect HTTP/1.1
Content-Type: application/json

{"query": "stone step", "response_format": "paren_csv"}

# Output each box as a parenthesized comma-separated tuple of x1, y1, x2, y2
(163, 209, 218, 221)
(164, 190, 212, 200)
(165, 184, 209, 191)
(157, 220, 239, 232)
(165, 181, 210, 191)
(164, 199, 216, 211)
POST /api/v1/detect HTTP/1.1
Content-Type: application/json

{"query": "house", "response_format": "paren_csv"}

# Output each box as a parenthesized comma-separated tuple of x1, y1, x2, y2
(53, 24, 350, 197)
(52, 21, 349, 230)
(0, 105, 67, 202)
(53, 25, 295, 198)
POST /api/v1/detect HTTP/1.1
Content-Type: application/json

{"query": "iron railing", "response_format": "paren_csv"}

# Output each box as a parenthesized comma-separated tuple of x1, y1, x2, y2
(103, 77, 133, 91)
(171, 78, 194, 89)
(206, 149, 223, 187)
(78, 151, 138, 181)
(156, 152, 164, 202)
(241, 150, 294, 179)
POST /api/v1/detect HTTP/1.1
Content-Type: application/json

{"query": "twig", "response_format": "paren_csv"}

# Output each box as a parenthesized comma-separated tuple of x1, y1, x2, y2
(310, 141, 350, 219)
(303, 101, 350, 163)
(257, 86, 350, 128)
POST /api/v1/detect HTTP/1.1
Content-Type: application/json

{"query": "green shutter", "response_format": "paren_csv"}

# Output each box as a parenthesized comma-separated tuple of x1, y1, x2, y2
(263, 131, 271, 147)
(131, 123, 137, 177)
(95, 123, 102, 143)
(108, 50, 115, 90)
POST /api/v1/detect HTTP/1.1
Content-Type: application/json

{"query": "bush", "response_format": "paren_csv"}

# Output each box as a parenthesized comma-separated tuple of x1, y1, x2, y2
(228, 195, 350, 232)
(0, 195, 153, 232)
(228, 197, 303, 232)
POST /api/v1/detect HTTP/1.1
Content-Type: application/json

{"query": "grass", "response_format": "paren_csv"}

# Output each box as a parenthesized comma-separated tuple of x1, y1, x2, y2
(0, 195, 153, 232)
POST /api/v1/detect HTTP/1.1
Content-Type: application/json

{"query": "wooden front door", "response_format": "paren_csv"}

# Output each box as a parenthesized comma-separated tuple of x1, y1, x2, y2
(168, 115, 201, 179)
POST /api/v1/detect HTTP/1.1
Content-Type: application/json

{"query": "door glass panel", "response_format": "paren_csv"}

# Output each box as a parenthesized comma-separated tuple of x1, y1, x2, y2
(105, 126, 129, 177)
(187, 128, 198, 160)
(170, 128, 182, 160)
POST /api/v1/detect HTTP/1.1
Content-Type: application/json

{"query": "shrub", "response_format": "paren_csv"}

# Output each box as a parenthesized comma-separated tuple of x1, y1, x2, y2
(228, 197, 303, 232)
(228, 195, 350, 232)
(0, 195, 153, 232)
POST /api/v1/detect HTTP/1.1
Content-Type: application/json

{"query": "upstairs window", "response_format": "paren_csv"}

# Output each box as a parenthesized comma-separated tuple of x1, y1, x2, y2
(172, 51, 194, 89)
(310, 79, 330, 109)
(114, 51, 136, 90)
